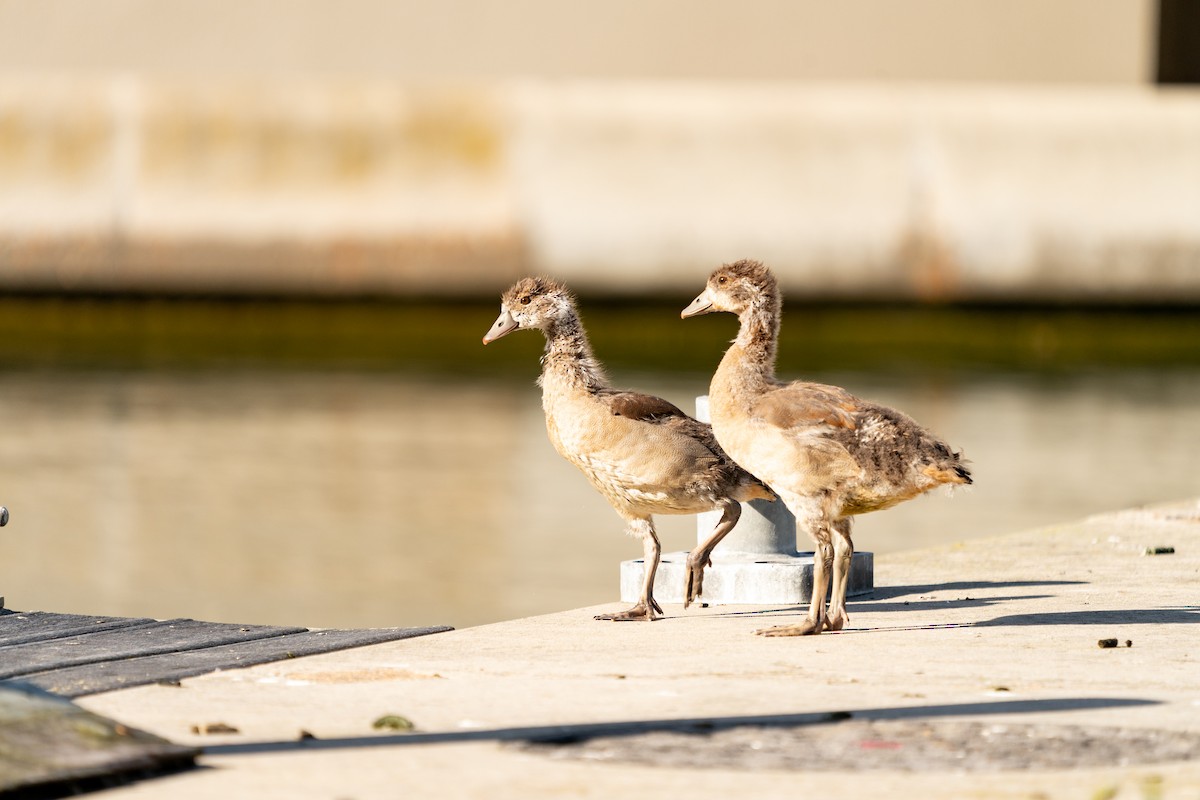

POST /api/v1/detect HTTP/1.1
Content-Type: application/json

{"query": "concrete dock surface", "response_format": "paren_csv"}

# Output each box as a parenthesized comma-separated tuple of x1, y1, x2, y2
(80, 499, 1200, 799)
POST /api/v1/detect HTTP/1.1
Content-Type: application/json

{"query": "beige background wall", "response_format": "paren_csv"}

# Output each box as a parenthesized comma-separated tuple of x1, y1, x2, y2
(0, 0, 1155, 83)
(3, 0, 1196, 300)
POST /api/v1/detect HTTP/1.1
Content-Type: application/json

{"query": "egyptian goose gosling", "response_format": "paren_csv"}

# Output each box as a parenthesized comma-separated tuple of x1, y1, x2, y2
(682, 260, 971, 636)
(484, 277, 774, 621)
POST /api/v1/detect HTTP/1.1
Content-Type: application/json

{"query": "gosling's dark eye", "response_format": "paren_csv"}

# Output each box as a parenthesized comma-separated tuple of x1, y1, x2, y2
(717, 276, 727, 285)
(521, 296, 531, 305)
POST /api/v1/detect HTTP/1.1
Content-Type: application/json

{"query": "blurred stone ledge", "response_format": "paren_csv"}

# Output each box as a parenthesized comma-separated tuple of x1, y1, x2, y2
(0, 232, 527, 296)
(1, 78, 1198, 301)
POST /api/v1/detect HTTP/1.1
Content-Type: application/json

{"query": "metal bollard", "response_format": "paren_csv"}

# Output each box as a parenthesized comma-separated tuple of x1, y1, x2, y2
(619, 397, 873, 605)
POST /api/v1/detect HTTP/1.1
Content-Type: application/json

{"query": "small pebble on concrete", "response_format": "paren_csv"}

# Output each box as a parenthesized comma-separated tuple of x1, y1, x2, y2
(372, 714, 415, 732)
(1098, 639, 1134, 649)
(1098, 639, 1119, 648)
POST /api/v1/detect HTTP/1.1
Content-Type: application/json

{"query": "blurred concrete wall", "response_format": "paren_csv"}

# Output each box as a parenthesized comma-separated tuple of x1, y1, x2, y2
(0, 1, 1154, 84)
(0, 79, 522, 294)
(3, 0, 1198, 301)
(514, 84, 1200, 301)
(3, 78, 1198, 300)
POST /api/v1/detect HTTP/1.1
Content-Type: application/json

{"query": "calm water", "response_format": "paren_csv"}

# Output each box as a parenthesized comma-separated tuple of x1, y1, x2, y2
(2, 366, 1197, 629)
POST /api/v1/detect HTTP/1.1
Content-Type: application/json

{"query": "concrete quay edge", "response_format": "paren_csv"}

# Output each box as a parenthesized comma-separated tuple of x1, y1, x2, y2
(77, 498, 1200, 799)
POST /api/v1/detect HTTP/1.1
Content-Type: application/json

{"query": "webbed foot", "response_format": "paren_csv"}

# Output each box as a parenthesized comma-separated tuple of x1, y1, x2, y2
(823, 611, 848, 632)
(595, 598, 663, 622)
(756, 618, 823, 637)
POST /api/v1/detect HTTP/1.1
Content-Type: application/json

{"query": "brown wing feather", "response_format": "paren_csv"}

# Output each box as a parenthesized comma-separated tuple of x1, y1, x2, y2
(596, 389, 724, 450)
(597, 389, 775, 501)
(752, 382, 860, 431)
(596, 390, 688, 422)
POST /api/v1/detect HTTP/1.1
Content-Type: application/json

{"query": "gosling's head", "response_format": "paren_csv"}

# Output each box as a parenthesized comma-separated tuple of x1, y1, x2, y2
(482, 277, 578, 344)
(680, 259, 778, 319)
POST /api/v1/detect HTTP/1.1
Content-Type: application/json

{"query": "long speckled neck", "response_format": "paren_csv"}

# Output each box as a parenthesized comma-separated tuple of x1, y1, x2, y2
(736, 292, 780, 367)
(539, 312, 608, 394)
(720, 287, 787, 393)
(710, 288, 781, 412)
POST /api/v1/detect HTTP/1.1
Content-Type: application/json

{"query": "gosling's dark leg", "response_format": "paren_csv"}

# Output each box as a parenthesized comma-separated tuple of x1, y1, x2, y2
(595, 517, 662, 621)
(684, 500, 741, 609)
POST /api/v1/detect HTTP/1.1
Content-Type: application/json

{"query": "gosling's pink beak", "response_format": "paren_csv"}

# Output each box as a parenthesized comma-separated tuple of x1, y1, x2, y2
(680, 288, 715, 319)
(482, 307, 519, 344)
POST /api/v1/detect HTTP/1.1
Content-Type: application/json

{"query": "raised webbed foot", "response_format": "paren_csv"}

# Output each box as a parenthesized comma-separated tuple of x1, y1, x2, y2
(683, 550, 712, 609)
(756, 618, 823, 637)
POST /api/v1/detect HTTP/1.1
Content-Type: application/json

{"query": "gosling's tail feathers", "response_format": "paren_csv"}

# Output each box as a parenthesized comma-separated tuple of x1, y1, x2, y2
(922, 459, 973, 487)
(737, 476, 778, 503)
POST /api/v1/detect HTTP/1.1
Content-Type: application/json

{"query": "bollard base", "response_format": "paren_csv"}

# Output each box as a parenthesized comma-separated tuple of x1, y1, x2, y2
(620, 551, 873, 606)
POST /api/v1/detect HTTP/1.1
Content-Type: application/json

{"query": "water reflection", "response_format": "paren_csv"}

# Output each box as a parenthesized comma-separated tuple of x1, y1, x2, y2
(1, 369, 1197, 629)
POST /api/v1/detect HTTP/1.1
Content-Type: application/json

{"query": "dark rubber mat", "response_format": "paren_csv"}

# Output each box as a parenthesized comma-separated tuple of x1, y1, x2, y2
(0, 609, 451, 698)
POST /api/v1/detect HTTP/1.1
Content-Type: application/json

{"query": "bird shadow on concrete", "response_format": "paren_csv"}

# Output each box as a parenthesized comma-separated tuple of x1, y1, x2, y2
(971, 607, 1200, 627)
(843, 580, 1085, 616)
(200, 696, 1158, 757)
(664, 583, 1199, 631)
(868, 580, 1086, 601)
(707, 604, 1200, 634)
(681, 580, 1083, 622)
(814, 606, 1200, 636)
